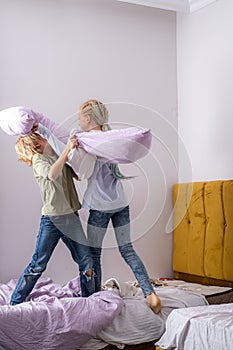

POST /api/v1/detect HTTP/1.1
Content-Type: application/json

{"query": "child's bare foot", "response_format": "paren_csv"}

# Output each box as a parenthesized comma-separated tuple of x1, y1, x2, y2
(146, 292, 162, 314)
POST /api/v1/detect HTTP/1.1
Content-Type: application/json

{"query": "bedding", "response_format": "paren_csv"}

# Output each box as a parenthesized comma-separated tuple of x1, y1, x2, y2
(80, 285, 208, 350)
(160, 279, 232, 297)
(83, 278, 233, 350)
(159, 279, 233, 306)
(156, 303, 233, 350)
(0, 276, 208, 350)
(0, 276, 124, 350)
(0, 106, 152, 164)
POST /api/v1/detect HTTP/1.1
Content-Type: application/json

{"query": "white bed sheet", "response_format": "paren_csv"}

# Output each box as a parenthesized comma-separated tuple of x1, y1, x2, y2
(162, 279, 232, 296)
(81, 287, 208, 350)
(156, 303, 233, 350)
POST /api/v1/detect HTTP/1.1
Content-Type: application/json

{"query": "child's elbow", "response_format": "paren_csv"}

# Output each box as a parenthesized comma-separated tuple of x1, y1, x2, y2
(48, 172, 58, 181)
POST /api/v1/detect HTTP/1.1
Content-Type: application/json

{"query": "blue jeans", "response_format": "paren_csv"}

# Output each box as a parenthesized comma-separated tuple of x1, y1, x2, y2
(87, 206, 154, 296)
(10, 213, 95, 305)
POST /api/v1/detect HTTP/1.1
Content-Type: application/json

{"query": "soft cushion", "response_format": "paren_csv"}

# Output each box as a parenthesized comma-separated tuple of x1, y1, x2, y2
(0, 106, 36, 135)
(76, 127, 152, 164)
(0, 106, 152, 163)
(0, 106, 69, 142)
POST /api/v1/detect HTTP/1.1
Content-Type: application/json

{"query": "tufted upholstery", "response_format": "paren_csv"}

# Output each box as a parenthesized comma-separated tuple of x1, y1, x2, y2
(173, 180, 233, 287)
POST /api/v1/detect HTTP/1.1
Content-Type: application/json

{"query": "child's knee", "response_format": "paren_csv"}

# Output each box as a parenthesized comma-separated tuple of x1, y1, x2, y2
(84, 269, 94, 277)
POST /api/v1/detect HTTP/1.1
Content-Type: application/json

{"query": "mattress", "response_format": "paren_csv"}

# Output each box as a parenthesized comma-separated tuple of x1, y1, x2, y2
(160, 279, 233, 305)
(156, 303, 233, 350)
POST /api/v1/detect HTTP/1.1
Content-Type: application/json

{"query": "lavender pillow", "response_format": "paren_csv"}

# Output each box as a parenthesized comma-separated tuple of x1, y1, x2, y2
(0, 106, 36, 135)
(76, 127, 152, 163)
(0, 106, 69, 142)
(0, 106, 152, 163)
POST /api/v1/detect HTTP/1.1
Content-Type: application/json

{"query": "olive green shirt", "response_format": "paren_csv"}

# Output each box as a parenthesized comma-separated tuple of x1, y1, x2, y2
(32, 152, 81, 216)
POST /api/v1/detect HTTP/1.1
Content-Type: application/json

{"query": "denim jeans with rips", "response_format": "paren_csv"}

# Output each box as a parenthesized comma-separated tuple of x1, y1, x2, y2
(87, 205, 154, 296)
(10, 212, 95, 305)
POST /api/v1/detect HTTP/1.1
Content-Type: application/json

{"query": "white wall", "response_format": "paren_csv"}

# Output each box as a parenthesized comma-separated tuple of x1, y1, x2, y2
(0, 0, 177, 284)
(177, 0, 233, 182)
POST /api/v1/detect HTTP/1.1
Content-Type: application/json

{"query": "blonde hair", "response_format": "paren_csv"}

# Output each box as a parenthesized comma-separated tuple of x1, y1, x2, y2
(79, 99, 110, 131)
(80, 99, 129, 180)
(15, 133, 45, 166)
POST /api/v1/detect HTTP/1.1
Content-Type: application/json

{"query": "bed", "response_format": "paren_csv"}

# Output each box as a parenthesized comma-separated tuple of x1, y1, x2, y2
(0, 276, 208, 350)
(156, 179, 233, 350)
(1, 179, 233, 350)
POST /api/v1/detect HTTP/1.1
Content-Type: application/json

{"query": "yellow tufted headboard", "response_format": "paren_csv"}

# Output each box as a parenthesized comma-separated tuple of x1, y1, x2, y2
(173, 180, 233, 287)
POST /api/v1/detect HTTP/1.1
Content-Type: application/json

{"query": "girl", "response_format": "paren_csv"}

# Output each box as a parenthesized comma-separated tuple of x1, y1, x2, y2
(78, 99, 162, 314)
(10, 133, 95, 305)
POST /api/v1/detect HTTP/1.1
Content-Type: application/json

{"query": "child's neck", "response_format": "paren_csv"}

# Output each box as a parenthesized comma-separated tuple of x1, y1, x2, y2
(88, 125, 102, 132)
(43, 145, 54, 156)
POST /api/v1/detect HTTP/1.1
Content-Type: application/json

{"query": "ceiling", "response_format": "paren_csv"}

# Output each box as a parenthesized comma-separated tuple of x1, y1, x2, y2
(115, 0, 218, 13)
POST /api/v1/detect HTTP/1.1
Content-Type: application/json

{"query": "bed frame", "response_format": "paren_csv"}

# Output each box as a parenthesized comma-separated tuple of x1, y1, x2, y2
(173, 179, 233, 288)
(103, 341, 156, 350)
(155, 179, 233, 350)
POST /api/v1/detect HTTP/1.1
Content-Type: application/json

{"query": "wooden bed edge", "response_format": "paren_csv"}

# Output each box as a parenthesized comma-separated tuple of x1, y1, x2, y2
(102, 340, 157, 349)
(174, 271, 233, 288)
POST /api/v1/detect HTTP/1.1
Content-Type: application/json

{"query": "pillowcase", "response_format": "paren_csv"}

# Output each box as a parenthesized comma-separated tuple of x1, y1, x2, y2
(76, 127, 152, 163)
(0, 106, 152, 163)
(0, 106, 36, 135)
(0, 106, 69, 143)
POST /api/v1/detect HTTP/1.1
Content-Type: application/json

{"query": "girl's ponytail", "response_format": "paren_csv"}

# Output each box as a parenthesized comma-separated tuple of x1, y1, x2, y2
(79, 99, 127, 179)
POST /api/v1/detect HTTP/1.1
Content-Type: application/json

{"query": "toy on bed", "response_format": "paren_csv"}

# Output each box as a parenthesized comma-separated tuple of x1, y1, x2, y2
(0, 106, 152, 164)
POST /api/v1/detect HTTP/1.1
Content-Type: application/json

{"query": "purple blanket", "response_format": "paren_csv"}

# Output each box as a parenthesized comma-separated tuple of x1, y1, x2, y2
(0, 277, 124, 350)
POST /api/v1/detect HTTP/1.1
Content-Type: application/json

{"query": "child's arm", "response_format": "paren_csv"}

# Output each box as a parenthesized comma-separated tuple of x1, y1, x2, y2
(35, 123, 66, 156)
(48, 136, 77, 181)
(67, 147, 96, 180)
(34, 123, 96, 179)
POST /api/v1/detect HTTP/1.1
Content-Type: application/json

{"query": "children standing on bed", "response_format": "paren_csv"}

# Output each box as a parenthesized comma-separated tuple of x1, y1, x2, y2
(78, 99, 162, 314)
(10, 133, 95, 305)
